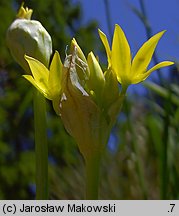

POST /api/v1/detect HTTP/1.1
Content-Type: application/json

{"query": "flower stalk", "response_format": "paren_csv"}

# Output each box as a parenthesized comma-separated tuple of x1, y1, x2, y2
(85, 153, 101, 200)
(6, 4, 52, 200)
(34, 90, 48, 199)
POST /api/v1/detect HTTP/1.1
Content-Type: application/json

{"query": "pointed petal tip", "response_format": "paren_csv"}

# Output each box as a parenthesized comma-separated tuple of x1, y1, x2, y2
(88, 51, 94, 56)
(24, 55, 38, 64)
(22, 74, 31, 79)
(87, 51, 95, 63)
(157, 29, 166, 37)
(53, 50, 61, 61)
(54, 50, 59, 55)
(24, 54, 32, 60)
(71, 38, 77, 48)
(114, 24, 123, 31)
(98, 28, 105, 35)
(152, 29, 166, 41)
(113, 24, 127, 39)
(158, 61, 175, 66)
(166, 61, 175, 66)
(72, 38, 77, 45)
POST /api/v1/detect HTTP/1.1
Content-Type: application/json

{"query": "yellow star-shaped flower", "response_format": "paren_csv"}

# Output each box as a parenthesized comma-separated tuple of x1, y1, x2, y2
(99, 24, 174, 88)
(23, 51, 62, 110)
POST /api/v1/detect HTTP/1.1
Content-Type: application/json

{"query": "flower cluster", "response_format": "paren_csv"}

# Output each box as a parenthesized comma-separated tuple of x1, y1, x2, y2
(23, 26, 173, 160)
(7, 4, 173, 160)
(23, 38, 122, 160)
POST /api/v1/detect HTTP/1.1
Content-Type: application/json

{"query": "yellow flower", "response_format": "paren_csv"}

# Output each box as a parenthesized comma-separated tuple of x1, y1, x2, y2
(23, 39, 123, 160)
(23, 51, 62, 114)
(99, 24, 174, 88)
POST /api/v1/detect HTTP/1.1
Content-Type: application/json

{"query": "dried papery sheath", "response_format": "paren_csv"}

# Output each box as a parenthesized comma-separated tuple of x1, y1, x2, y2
(6, 4, 52, 73)
(64, 45, 88, 96)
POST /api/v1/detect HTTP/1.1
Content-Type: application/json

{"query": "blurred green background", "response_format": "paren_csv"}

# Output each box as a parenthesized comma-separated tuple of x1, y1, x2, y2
(0, 0, 179, 199)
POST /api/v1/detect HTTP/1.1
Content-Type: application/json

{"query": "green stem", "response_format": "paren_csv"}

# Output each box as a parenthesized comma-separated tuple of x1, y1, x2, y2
(85, 153, 101, 200)
(160, 92, 171, 199)
(121, 85, 128, 96)
(161, 116, 169, 199)
(33, 89, 48, 200)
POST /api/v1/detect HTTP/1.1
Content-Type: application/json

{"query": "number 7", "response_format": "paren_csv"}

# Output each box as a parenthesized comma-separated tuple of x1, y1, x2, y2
(170, 204, 175, 212)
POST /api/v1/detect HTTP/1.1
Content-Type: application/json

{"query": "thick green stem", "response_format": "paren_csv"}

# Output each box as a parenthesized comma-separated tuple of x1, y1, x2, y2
(33, 89, 48, 200)
(85, 153, 101, 200)
(160, 93, 171, 199)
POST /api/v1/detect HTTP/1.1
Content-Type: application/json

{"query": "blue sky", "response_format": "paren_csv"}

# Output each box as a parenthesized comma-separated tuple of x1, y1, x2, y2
(73, 0, 178, 60)
(72, 0, 178, 94)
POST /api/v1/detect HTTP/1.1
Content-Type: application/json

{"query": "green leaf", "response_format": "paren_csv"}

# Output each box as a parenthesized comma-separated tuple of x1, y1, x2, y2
(144, 81, 179, 106)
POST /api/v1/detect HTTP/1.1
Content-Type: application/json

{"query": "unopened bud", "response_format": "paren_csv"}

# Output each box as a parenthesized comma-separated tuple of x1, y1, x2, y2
(6, 4, 52, 73)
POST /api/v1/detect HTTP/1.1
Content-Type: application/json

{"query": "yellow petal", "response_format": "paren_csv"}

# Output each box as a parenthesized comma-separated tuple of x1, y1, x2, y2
(111, 24, 131, 84)
(48, 51, 62, 98)
(143, 61, 174, 80)
(23, 75, 52, 99)
(25, 55, 49, 91)
(87, 52, 105, 103)
(132, 61, 174, 84)
(98, 29, 111, 67)
(131, 30, 166, 76)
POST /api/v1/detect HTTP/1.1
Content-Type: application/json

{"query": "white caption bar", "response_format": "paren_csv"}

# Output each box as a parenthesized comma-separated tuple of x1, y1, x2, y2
(0, 200, 178, 216)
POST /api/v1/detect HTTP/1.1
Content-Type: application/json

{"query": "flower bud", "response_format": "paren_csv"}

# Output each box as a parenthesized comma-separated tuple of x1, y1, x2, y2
(6, 4, 52, 73)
